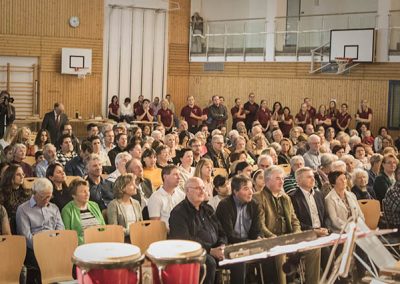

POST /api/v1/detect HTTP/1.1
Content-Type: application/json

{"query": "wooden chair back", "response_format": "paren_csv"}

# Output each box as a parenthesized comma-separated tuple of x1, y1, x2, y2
(65, 176, 81, 186)
(84, 225, 124, 244)
(33, 230, 78, 284)
(358, 199, 381, 230)
(24, 156, 36, 166)
(214, 167, 228, 177)
(130, 220, 167, 253)
(0, 235, 26, 284)
(23, 177, 37, 190)
(279, 164, 291, 176)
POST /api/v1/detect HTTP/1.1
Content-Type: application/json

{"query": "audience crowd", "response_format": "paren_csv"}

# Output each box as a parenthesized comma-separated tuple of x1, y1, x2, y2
(1, 93, 400, 284)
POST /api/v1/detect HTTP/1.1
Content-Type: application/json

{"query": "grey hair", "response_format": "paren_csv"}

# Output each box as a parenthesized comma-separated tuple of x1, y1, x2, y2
(13, 143, 26, 154)
(351, 168, 368, 185)
(349, 135, 361, 145)
(212, 134, 224, 143)
(257, 155, 273, 167)
(320, 153, 338, 169)
(331, 160, 347, 172)
(307, 134, 320, 144)
(32, 178, 53, 194)
(151, 130, 162, 139)
(115, 151, 132, 167)
(264, 165, 284, 181)
(341, 154, 355, 164)
(43, 143, 56, 160)
(370, 153, 383, 166)
(269, 142, 282, 154)
(295, 166, 313, 182)
(289, 155, 305, 168)
(184, 176, 204, 192)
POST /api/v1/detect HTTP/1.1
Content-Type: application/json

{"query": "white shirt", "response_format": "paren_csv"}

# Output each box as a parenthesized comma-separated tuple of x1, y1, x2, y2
(120, 103, 133, 116)
(147, 187, 185, 228)
(300, 187, 321, 228)
(208, 195, 223, 211)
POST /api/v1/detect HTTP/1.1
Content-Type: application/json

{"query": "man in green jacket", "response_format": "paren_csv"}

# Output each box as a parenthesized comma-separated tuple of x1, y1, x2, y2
(254, 165, 320, 284)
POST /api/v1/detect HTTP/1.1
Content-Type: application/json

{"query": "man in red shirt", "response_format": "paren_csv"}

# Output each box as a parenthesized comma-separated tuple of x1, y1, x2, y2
(133, 95, 144, 118)
(304, 97, 316, 121)
(180, 95, 205, 134)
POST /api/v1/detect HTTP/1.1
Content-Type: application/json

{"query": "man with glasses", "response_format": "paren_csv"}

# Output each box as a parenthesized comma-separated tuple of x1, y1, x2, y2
(204, 134, 229, 171)
(188, 138, 203, 167)
(169, 177, 227, 284)
(16, 178, 64, 283)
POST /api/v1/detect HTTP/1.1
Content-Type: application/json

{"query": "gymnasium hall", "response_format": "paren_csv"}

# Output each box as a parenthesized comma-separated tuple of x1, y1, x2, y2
(1, 0, 400, 283)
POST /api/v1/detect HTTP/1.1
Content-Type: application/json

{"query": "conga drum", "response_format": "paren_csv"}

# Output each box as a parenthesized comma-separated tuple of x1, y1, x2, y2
(146, 240, 206, 284)
(72, 242, 144, 284)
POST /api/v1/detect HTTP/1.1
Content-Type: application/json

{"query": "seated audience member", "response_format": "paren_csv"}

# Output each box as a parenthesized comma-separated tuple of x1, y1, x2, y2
(86, 154, 113, 211)
(85, 123, 100, 141)
(373, 154, 398, 204)
(107, 152, 132, 183)
(33, 129, 51, 153)
(254, 166, 320, 284)
(16, 178, 64, 283)
(126, 158, 153, 211)
(252, 169, 265, 193)
(120, 97, 134, 123)
(257, 154, 273, 171)
(374, 127, 393, 153)
(367, 153, 383, 187)
(303, 134, 321, 170)
(2, 145, 14, 163)
(272, 129, 284, 144)
(0, 164, 31, 233)
(178, 131, 191, 150)
(281, 107, 294, 138)
(341, 154, 356, 177)
(164, 133, 178, 162)
(325, 171, 365, 233)
(147, 165, 185, 228)
(216, 174, 262, 284)
(102, 128, 115, 153)
(12, 126, 35, 156)
(169, 177, 227, 284)
(261, 147, 278, 165)
(142, 148, 162, 191)
(155, 144, 171, 169)
(46, 162, 72, 211)
(107, 174, 143, 240)
(204, 134, 230, 171)
(316, 153, 337, 197)
(383, 165, 400, 232)
(32, 150, 44, 176)
(62, 178, 105, 245)
(0, 204, 11, 235)
(90, 135, 112, 170)
(60, 123, 80, 154)
(65, 141, 93, 177)
(194, 158, 214, 200)
(178, 148, 195, 190)
(188, 138, 202, 167)
(108, 133, 128, 170)
(231, 161, 253, 178)
(0, 123, 18, 149)
(353, 144, 370, 170)
(283, 155, 305, 193)
(56, 134, 77, 167)
(126, 142, 142, 160)
(12, 143, 34, 177)
(304, 124, 315, 136)
(351, 168, 375, 200)
(278, 138, 293, 165)
(290, 167, 328, 234)
(250, 133, 268, 159)
(208, 175, 230, 211)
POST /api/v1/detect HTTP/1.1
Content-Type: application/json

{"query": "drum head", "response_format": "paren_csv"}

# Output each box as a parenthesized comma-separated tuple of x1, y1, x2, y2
(146, 240, 204, 261)
(73, 242, 142, 269)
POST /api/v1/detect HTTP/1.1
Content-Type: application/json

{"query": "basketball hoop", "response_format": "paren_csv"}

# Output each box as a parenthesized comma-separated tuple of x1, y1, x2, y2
(74, 67, 90, 79)
(335, 57, 353, 74)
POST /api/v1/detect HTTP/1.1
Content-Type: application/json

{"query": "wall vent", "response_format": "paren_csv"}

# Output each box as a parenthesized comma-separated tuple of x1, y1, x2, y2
(203, 62, 224, 72)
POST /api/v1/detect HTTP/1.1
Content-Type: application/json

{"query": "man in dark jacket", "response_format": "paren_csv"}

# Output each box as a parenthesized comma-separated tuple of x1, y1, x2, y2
(216, 174, 262, 284)
(41, 102, 69, 144)
(169, 177, 227, 284)
(207, 95, 228, 131)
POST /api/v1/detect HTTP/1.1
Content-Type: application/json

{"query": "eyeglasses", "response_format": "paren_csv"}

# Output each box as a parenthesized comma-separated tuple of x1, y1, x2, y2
(188, 186, 206, 192)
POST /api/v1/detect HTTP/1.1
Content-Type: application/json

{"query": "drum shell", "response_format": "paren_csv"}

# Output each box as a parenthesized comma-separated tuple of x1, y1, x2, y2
(151, 262, 201, 284)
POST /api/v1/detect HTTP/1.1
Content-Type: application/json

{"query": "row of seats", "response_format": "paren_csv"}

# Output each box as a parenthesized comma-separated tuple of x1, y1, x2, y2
(0, 220, 167, 284)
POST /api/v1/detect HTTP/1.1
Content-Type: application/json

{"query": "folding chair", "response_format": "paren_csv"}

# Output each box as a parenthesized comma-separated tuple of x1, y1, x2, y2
(0, 235, 26, 284)
(84, 224, 124, 244)
(358, 199, 380, 230)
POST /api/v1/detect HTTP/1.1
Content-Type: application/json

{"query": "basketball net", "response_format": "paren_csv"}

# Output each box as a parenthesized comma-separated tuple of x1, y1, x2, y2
(335, 57, 353, 74)
(74, 67, 89, 79)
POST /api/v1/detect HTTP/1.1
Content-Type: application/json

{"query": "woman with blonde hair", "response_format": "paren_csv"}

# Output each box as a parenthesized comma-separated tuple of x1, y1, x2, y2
(12, 126, 35, 156)
(193, 158, 214, 200)
(0, 123, 17, 149)
(107, 174, 143, 240)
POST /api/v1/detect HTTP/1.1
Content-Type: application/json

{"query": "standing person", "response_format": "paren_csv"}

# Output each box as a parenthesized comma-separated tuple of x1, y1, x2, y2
(108, 95, 120, 122)
(41, 102, 69, 145)
(280, 107, 294, 138)
(355, 99, 372, 132)
(243, 92, 259, 131)
(336, 103, 352, 133)
(150, 97, 161, 116)
(208, 95, 228, 132)
(157, 99, 174, 133)
(257, 100, 271, 133)
(0, 91, 16, 139)
(231, 98, 246, 130)
(180, 96, 205, 134)
(304, 97, 316, 121)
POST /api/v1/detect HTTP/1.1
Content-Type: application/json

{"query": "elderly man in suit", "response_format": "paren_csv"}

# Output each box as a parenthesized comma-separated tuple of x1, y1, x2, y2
(41, 102, 69, 145)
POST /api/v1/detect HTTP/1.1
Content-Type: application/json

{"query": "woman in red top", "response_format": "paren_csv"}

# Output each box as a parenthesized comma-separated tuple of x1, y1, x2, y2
(295, 103, 311, 130)
(271, 101, 283, 122)
(256, 100, 271, 132)
(328, 100, 339, 131)
(157, 99, 174, 133)
(314, 104, 331, 130)
(108, 95, 120, 122)
(280, 107, 293, 137)
(336, 103, 352, 133)
(355, 99, 373, 132)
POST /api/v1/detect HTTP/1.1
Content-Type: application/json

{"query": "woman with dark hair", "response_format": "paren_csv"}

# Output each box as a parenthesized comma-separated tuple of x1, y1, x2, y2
(107, 174, 143, 240)
(120, 97, 134, 123)
(256, 100, 271, 133)
(46, 162, 71, 211)
(332, 145, 345, 158)
(314, 104, 331, 130)
(280, 106, 293, 137)
(0, 161, 10, 182)
(278, 138, 293, 165)
(142, 124, 152, 139)
(232, 161, 253, 178)
(328, 100, 339, 131)
(355, 99, 372, 132)
(155, 145, 170, 169)
(208, 174, 230, 211)
(178, 148, 195, 190)
(374, 127, 393, 153)
(0, 164, 31, 233)
(142, 148, 162, 191)
(178, 131, 191, 149)
(271, 101, 283, 122)
(336, 103, 352, 133)
(108, 95, 120, 122)
(33, 129, 51, 153)
(325, 171, 364, 233)
(252, 169, 265, 193)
